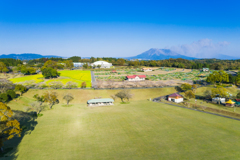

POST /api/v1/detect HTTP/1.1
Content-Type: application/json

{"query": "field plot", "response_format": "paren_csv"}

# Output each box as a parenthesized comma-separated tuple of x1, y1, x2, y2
(9, 70, 92, 87)
(94, 68, 207, 82)
(3, 93, 240, 159)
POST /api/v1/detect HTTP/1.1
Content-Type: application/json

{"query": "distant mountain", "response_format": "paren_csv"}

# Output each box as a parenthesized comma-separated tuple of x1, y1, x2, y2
(0, 53, 61, 60)
(127, 48, 196, 60)
(211, 54, 240, 60)
(127, 48, 240, 60)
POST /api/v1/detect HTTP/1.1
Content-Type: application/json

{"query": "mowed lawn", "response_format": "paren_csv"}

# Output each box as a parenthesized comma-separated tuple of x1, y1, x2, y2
(3, 88, 240, 160)
(4, 101, 240, 160)
(9, 70, 92, 87)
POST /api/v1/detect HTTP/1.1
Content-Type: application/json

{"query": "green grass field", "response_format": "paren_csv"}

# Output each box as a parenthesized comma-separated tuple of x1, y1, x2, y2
(2, 88, 240, 159)
(9, 70, 92, 87)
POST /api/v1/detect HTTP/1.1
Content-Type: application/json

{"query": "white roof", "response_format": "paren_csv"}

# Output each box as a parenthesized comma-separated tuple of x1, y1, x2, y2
(92, 61, 111, 65)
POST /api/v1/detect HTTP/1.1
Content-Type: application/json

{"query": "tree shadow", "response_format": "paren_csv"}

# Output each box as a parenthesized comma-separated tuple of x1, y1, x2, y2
(0, 111, 38, 160)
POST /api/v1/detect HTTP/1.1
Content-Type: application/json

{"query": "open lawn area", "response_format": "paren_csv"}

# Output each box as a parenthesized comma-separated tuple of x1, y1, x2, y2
(9, 70, 92, 87)
(2, 88, 240, 159)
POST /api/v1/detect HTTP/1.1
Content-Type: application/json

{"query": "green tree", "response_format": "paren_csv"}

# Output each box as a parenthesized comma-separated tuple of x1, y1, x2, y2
(206, 70, 229, 84)
(42, 60, 58, 69)
(0, 93, 9, 103)
(180, 83, 192, 91)
(15, 84, 27, 96)
(236, 92, 240, 99)
(63, 93, 74, 105)
(65, 60, 74, 69)
(68, 56, 81, 62)
(0, 62, 7, 73)
(33, 94, 45, 106)
(211, 87, 228, 98)
(184, 90, 195, 100)
(41, 67, 60, 79)
(0, 102, 21, 150)
(6, 90, 16, 100)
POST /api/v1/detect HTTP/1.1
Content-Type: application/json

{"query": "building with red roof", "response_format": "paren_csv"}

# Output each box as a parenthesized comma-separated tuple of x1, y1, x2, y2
(168, 93, 184, 103)
(126, 75, 146, 81)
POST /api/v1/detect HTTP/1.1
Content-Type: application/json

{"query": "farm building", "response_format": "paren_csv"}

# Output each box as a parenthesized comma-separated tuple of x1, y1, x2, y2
(212, 97, 226, 104)
(168, 93, 184, 103)
(91, 61, 112, 68)
(73, 62, 85, 68)
(126, 75, 146, 81)
(225, 100, 235, 107)
(202, 68, 209, 72)
(87, 98, 114, 106)
(141, 68, 153, 72)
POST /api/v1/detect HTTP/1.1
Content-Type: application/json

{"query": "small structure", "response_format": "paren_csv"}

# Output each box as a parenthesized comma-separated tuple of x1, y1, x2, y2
(212, 97, 225, 104)
(168, 93, 184, 103)
(126, 75, 146, 81)
(225, 100, 235, 107)
(141, 68, 152, 72)
(87, 98, 114, 106)
(202, 68, 209, 72)
(111, 70, 117, 73)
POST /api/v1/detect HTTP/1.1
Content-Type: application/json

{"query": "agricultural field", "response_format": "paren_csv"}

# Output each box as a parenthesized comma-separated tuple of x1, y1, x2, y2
(2, 88, 240, 159)
(8, 70, 92, 88)
(94, 67, 209, 82)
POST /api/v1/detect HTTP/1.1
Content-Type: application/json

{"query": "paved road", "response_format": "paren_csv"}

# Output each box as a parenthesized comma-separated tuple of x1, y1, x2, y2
(154, 101, 240, 121)
(91, 71, 96, 83)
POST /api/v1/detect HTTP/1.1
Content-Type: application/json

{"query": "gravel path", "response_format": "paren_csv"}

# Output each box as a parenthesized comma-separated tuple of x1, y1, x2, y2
(91, 71, 96, 83)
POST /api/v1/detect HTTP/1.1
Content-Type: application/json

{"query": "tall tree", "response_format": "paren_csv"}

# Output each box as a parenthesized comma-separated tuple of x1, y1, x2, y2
(43, 91, 59, 109)
(0, 102, 21, 150)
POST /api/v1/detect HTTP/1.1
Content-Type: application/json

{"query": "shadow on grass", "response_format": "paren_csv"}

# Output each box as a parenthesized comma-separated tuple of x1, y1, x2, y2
(0, 110, 38, 160)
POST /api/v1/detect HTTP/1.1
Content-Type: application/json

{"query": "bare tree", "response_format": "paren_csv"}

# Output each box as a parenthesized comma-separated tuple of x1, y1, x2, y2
(110, 95, 116, 100)
(29, 101, 43, 115)
(115, 90, 133, 102)
(65, 81, 78, 89)
(49, 81, 63, 89)
(63, 93, 74, 105)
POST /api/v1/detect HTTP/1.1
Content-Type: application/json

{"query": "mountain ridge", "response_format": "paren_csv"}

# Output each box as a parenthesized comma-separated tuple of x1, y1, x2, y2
(0, 53, 61, 60)
(127, 48, 240, 60)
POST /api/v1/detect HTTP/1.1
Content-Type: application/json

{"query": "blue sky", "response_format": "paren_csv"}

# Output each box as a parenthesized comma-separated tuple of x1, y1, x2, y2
(0, 0, 239, 58)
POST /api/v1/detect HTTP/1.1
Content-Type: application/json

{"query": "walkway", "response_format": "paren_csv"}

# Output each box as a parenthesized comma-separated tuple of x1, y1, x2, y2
(91, 71, 96, 83)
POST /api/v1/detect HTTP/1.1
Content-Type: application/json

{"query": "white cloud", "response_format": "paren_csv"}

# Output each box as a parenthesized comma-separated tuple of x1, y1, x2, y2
(169, 39, 230, 58)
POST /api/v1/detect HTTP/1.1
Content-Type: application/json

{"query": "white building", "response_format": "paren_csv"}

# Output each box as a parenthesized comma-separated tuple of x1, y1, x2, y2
(91, 61, 112, 68)
(73, 62, 84, 68)
(126, 75, 146, 81)
(168, 93, 184, 103)
(212, 97, 225, 104)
